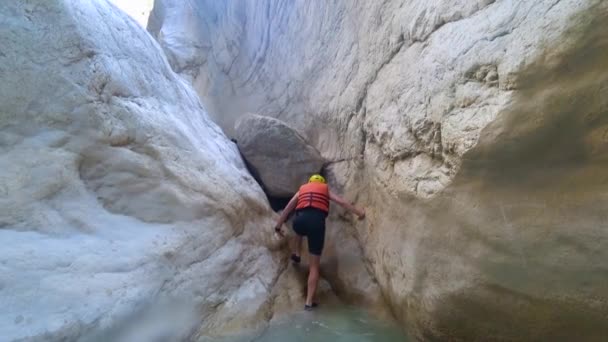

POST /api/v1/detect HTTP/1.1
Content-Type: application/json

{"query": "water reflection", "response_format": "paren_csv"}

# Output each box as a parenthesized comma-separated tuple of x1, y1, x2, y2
(208, 306, 408, 342)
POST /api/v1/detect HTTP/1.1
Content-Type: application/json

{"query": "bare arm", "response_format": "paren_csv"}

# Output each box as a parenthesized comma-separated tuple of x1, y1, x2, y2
(274, 192, 299, 231)
(329, 191, 365, 219)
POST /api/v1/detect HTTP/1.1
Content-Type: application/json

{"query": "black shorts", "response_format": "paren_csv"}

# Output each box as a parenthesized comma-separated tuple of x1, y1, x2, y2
(292, 207, 327, 255)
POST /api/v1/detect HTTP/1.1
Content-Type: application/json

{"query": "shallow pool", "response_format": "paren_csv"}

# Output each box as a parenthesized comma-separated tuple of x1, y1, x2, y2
(210, 306, 409, 342)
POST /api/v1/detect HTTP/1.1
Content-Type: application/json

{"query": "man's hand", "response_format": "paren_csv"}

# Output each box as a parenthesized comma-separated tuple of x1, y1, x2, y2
(357, 208, 366, 220)
(274, 225, 285, 237)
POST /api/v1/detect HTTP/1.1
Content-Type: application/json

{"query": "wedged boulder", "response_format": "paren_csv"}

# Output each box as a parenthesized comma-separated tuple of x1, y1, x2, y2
(234, 113, 325, 198)
(0, 1, 283, 341)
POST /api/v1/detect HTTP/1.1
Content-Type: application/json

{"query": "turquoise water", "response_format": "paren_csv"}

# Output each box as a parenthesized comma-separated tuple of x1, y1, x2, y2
(216, 306, 409, 342)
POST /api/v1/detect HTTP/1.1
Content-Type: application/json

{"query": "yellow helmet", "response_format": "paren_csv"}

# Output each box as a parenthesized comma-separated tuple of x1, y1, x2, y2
(309, 174, 326, 183)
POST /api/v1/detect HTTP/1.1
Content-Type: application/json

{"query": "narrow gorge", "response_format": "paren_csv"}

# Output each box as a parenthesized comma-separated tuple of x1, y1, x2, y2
(1, 0, 607, 341)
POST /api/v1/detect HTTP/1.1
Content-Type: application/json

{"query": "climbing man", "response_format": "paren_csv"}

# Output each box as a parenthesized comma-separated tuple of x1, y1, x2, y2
(273, 174, 365, 310)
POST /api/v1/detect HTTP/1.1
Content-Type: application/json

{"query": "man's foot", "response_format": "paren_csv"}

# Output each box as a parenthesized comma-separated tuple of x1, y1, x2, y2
(304, 303, 318, 311)
(290, 254, 301, 264)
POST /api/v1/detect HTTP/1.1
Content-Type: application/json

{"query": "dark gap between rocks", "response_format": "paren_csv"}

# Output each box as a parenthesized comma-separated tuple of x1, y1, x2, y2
(232, 139, 293, 211)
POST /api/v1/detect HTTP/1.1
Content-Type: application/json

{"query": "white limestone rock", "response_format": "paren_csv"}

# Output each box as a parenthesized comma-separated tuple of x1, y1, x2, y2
(0, 1, 283, 341)
(234, 113, 325, 198)
(149, 0, 595, 198)
(150, 0, 608, 340)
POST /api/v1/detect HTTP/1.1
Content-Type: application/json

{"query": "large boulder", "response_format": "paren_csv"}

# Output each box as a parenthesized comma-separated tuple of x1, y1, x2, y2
(234, 113, 325, 198)
(150, 0, 608, 340)
(0, 1, 284, 341)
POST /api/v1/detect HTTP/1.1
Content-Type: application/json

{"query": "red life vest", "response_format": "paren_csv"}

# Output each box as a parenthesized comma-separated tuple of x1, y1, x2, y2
(296, 182, 330, 213)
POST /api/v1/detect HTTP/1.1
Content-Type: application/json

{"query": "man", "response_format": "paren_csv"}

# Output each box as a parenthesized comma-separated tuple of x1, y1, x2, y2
(273, 174, 365, 310)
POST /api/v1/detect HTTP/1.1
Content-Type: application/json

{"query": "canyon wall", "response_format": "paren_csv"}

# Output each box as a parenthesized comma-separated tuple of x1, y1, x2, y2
(0, 1, 284, 340)
(150, 0, 608, 340)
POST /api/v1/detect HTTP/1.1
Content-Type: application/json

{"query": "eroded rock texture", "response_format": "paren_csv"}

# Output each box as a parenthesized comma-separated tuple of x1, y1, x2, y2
(0, 1, 285, 340)
(151, 0, 608, 340)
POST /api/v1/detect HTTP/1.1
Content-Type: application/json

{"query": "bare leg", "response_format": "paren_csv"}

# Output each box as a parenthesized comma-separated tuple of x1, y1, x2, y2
(306, 254, 321, 306)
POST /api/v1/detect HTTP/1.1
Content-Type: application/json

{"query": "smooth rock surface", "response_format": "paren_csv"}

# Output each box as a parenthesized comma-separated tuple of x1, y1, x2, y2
(0, 1, 284, 341)
(234, 113, 325, 197)
(151, 0, 608, 340)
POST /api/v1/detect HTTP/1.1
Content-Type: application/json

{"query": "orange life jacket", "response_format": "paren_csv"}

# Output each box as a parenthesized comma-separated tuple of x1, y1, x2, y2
(296, 182, 330, 213)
